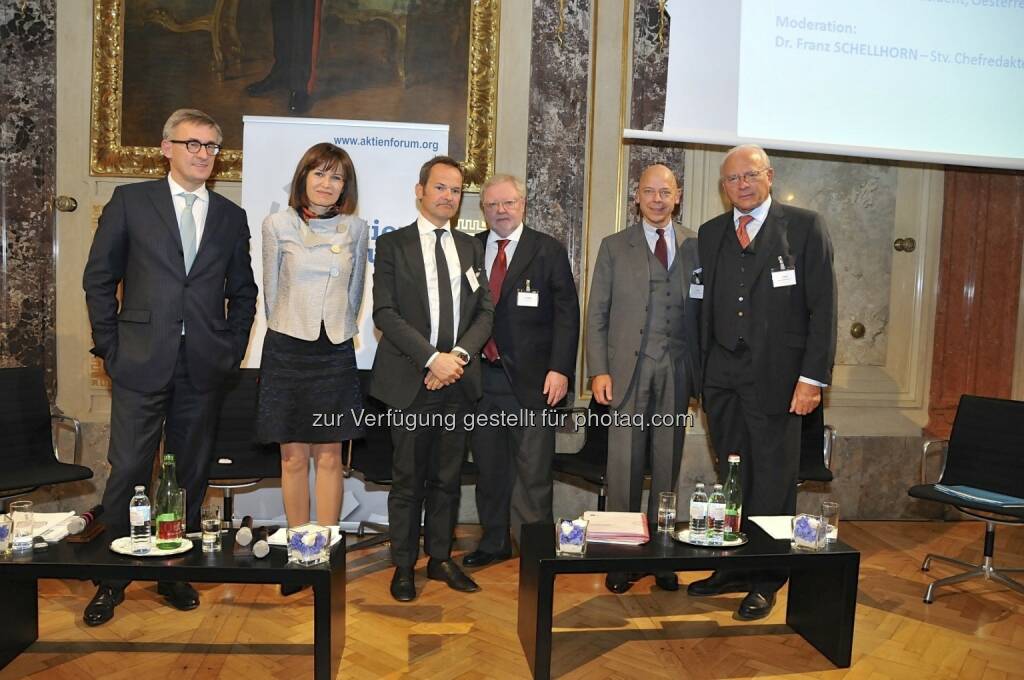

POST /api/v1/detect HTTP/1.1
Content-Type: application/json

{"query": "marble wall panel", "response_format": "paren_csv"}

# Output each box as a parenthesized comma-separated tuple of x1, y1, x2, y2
(624, 2, 686, 230)
(525, 0, 591, 280)
(0, 0, 57, 389)
(772, 154, 897, 366)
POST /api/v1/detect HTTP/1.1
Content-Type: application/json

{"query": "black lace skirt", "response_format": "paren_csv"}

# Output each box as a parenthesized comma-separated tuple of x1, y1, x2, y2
(257, 325, 364, 444)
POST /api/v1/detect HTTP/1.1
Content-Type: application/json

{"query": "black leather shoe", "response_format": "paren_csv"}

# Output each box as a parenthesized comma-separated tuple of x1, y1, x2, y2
(604, 572, 640, 594)
(654, 571, 679, 591)
(687, 570, 750, 596)
(390, 567, 417, 602)
(462, 549, 512, 567)
(280, 583, 308, 597)
(83, 584, 125, 626)
(157, 581, 200, 611)
(288, 90, 312, 114)
(736, 590, 777, 620)
(427, 558, 480, 592)
(245, 72, 284, 96)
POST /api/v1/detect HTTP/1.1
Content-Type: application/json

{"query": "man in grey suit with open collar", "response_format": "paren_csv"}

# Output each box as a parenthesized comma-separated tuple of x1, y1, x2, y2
(82, 109, 257, 625)
(586, 164, 702, 594)
(687, 144, 836, 620)
(370, 156, 493, 602)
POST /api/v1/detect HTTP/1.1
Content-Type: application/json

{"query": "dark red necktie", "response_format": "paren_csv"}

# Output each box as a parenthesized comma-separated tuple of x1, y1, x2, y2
(482, 239, 509, 362)
(654, 228, 668, 269)
(737, 215, 753, 249)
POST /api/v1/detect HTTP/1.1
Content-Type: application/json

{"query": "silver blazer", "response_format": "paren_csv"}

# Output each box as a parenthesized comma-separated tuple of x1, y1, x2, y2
(262, 208, 369, 343)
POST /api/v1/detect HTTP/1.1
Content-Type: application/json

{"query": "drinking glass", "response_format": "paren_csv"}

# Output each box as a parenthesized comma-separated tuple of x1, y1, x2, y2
(201, 505, 222, 552)
(657, 492, 677, 532)
(821, 500, 840, 543)
(10, 500, 34, 552)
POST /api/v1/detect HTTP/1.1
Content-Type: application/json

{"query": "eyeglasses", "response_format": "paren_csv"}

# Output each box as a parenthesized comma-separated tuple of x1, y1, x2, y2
(481, 198, 522, 211)
(168, 139, 223, 156)
(722, 168, 770, 185)
(639, 188, 677, 200)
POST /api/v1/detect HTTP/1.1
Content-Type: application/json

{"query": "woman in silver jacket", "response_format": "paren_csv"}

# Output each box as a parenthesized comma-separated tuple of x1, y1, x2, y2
(257, 143, 368, 555)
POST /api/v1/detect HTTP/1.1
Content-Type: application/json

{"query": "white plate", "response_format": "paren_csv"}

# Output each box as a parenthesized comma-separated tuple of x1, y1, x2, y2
(673, 529, 748, 548)
(109, 536, 194, 557)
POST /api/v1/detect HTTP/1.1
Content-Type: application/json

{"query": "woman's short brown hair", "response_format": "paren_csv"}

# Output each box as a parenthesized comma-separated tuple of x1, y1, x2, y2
(288, 143, 358, 215)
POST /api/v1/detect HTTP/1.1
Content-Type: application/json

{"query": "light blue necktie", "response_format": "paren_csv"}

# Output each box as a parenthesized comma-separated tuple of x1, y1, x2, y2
(179, 192, 198, 273)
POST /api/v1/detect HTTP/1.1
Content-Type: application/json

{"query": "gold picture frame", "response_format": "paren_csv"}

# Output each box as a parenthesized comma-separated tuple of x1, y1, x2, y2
(90, 0, 498, 187)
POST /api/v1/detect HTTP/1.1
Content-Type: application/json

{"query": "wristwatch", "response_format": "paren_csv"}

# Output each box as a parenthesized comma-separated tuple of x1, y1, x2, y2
(452, 349, 472, 364)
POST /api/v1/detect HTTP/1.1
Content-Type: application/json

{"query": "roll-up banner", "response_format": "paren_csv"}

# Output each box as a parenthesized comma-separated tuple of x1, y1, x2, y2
(240, 115, 449, 369)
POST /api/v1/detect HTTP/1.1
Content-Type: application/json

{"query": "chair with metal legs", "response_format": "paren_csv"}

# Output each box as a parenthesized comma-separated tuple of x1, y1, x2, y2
(909, 394, 1024, 603)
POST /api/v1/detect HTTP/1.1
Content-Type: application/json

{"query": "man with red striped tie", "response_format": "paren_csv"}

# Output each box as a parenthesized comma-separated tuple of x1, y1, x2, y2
(463, 174, 579, 568)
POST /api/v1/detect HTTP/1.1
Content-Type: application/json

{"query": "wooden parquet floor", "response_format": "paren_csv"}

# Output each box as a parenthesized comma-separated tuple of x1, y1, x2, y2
(2, 521, 1022, 680)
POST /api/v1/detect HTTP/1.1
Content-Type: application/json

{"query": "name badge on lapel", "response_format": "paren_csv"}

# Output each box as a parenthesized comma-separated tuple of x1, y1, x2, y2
(771, 256, 797, 288)
(517, 279, 539, 307)
(689, 267, 704, 299)
(465, 267, 480, 292)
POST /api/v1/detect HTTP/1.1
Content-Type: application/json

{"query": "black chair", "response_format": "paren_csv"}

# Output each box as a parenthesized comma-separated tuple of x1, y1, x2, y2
(798, 402, 835, 484)
(343, 370, 393, 551)
(206, 369, 281, 524)
(0, 366, 92, 508)
(909, 394, 1024, 603)
(552, 398, 611, 510)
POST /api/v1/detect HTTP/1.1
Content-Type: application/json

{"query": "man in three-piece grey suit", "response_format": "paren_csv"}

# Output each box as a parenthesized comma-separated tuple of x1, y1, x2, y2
(463, 174, 580, 568)
(587, 164, 702, 594)
(370, 156, 494, 602)
(82, 109, 257, 626)
(687, 144, 837, 620)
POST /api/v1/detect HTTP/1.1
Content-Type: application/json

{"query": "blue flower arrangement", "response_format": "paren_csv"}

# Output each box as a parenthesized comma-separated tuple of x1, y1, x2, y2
(287, 523, 330, 565)
(557, 518, 588, 555)
(791, 513, 826, 550)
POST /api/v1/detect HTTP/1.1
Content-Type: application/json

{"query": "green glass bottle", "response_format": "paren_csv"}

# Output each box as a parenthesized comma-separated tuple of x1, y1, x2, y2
(723, 453, 743, 541)
(154, 453, 183, 549)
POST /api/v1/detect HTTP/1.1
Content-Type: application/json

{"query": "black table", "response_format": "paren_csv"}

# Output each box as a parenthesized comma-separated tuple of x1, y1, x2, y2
(0, 528, 345, 680)
(518, 522, 858, 679)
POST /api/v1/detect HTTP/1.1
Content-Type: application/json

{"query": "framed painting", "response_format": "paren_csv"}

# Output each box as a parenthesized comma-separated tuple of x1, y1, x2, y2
(90, 0, 497, 186)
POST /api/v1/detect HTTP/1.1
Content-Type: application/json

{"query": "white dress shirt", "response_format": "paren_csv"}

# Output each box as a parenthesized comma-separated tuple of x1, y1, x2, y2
(485, 222, 524, 276)
(642, 220, 676, 267)
(416, 214, 464, 366)
(734, 195, 825, 388)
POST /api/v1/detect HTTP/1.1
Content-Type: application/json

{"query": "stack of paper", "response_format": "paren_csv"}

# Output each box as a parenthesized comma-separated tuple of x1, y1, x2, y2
(582, 511, 650, 545)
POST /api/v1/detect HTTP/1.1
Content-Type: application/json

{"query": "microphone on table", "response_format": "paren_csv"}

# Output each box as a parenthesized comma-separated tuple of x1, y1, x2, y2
(234, 515, 254, 554)
(252, 526, 273, 559)
(68, 504, 104, 534)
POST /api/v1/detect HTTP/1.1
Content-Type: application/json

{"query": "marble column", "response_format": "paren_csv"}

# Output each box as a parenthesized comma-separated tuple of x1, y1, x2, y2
(926, 168, 1024, 437)
(624, 1, 685, 228)
(0, 0, 57, 391)
(525, 0, 591, 281)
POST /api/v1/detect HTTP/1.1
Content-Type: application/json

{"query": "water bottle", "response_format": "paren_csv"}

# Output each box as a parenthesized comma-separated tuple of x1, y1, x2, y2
(707, 483, 726, 545)
(129, 485, 151, 555)
(723, 454, 743, 541)
(688, 482, 708, 543)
